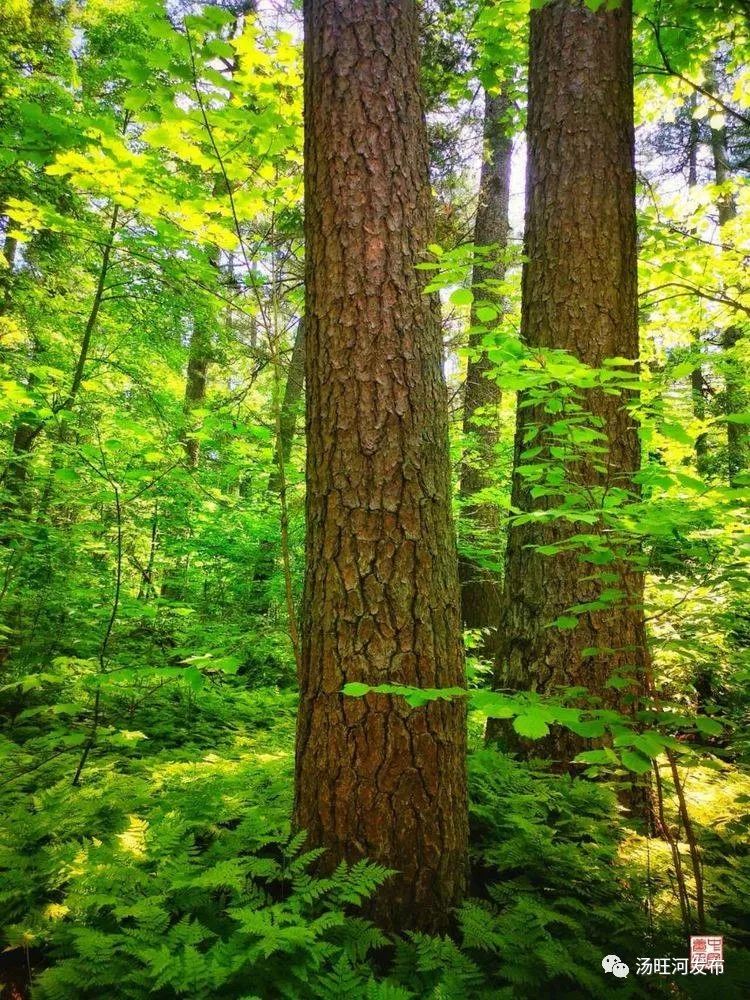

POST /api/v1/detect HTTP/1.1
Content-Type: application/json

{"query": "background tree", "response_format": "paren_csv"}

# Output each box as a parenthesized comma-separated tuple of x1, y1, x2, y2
(491, 0, 648, 765)
(458, 88, 513, 660)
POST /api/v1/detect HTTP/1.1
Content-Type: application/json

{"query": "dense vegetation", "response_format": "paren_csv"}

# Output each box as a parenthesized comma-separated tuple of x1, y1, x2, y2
(0, 0, 748, 996)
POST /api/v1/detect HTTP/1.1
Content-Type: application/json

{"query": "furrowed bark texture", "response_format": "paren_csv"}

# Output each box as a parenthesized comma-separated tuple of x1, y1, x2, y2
(459, 91, 512, 657)
(492, 0, 647, 763)
(294, 0, 468, 932)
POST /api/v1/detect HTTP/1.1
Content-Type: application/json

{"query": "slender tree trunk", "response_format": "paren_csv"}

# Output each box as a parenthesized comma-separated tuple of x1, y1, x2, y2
(267, 316, 305, 496)
(686, 105, 710, 474)
(691, 362, 710, 475)
(491, 0, 647, 765)
(294, 0, 467, 933)
(138, 502, 158, 601)
(160, 321, 210, 601)
(710, 121, 748, 484)
(182, 324, 211, 469)
(0, 227, 17, 314)
(251, 317, 306, 598)
(459, 91, 512, 659)
(1, 204, 119, 510)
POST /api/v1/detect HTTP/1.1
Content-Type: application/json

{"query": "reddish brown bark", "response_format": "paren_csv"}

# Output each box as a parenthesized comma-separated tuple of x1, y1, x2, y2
(294, 0, 468, 932)
(459, 90, 512, 658)
(491, 0, 648, 763)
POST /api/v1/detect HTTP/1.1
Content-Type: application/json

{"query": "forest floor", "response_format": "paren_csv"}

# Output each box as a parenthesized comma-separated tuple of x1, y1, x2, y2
(2, 678, 749, 998)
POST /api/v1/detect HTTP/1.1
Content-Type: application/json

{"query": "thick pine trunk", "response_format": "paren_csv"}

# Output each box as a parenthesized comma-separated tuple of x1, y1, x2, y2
(459, 91, 512, 658)
(294, 0, 468, 932)
(491, 0, 647, 764)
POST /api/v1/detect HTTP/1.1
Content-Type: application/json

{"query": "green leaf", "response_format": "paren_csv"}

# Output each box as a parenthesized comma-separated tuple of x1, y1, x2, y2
(573, 748, 617, 765)
(632, 732, 666, 757)
(552, 615, 578, 630)
(567, 719, 606, 739)
(606, 675, 632, 690)
(695, 716, 723, 736)
(53, 467, 80, 484)
(450, 288, 474, 307)
(475, 305, 498, 323)
(661, 422, 692, 445)
(513, 713, 550, 740)
(342, 683, 371, 698)
(619, 750, 652, 774)
(470, 690, 517, 718)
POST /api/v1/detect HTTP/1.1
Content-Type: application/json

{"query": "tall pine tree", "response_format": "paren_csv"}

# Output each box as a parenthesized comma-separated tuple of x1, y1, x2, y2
(294, 0, 468, 931)
(492, 0, 648, 765)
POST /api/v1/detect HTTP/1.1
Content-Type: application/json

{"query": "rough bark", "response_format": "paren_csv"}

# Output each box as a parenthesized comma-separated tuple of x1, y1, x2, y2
(490, 0, 648, 764)
(294, 0, 468, 932)
(459, 90, 512, 659)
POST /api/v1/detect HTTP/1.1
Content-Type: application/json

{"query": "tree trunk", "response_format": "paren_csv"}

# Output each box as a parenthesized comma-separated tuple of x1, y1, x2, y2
(251, 318, 306, 598)
(459, 90, 512, 659)
(0, 228, 17, 314)
(182, 324, 211, 469)
(0, 229, 34, 511)
(267, 317, 305, 496)
(686, 104, 710, 474)
(1, 204, 119, 511)
(160, 322, 211, 602)
(710, 122, 748, 484)
(691, 361, 710, 476)
(491, 0, 647, 765)
(294, 0, 467, 933)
